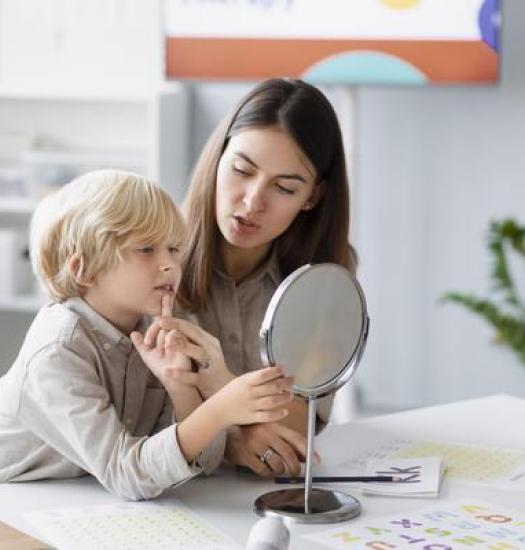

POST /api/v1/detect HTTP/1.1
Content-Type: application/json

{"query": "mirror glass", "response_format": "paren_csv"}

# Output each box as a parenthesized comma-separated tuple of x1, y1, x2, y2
(260, 263, 368, 397)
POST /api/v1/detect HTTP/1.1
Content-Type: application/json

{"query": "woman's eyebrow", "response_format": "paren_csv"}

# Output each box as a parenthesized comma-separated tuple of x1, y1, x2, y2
(234, 151, 308, 183)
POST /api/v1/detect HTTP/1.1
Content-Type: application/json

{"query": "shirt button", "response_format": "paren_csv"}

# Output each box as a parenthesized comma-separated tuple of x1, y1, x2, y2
(103, 342, 111, 351)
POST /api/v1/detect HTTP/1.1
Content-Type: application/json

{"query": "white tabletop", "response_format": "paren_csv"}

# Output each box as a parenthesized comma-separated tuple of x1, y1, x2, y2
(1, 393, 524, 548)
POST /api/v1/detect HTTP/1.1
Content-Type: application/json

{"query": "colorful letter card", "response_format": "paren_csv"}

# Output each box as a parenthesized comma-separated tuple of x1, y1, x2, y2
(304, 500, 525, 549)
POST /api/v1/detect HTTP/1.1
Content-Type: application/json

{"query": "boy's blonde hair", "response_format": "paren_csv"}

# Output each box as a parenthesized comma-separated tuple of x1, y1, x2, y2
(30, 169, 184, 302)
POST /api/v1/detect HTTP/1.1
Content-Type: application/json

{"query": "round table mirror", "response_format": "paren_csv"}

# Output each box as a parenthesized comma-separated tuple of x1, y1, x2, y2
(255, 263, 369, 524)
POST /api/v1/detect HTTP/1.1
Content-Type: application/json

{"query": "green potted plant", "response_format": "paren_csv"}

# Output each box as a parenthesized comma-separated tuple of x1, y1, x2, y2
(443, 219, 525, 365)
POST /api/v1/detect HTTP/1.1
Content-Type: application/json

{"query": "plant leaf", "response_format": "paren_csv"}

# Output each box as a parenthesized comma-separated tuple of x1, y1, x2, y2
(443, 292, 525, 364)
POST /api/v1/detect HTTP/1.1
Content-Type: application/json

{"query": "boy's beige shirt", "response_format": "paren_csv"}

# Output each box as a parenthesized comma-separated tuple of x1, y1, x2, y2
(0, 297, 225, 500)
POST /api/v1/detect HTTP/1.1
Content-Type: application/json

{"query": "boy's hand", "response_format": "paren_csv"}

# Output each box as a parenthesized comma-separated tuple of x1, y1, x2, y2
(131, 328, 198, 384)
(143, 316, 235, 398)
(210, 367, 294, 429)
(131, 295, 198, 387)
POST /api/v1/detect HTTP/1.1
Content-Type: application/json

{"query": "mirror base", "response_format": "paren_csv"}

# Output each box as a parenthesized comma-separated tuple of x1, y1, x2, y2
(254, 488, 361, 524)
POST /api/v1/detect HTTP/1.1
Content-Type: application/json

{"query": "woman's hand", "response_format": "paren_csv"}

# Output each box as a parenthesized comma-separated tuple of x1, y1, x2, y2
(226, 422, 320, 478)
(209, 367, 294, 429)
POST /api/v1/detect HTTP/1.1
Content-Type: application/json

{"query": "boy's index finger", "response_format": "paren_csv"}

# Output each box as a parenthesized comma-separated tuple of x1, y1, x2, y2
(161, 293, 173, 318)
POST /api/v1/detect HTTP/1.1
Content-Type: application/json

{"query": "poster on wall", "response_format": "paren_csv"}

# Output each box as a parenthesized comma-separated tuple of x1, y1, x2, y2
(164, 0, 500, 85)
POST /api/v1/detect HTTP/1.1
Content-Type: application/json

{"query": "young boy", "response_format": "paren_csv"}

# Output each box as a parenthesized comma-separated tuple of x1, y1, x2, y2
(0, 170, 292, 500)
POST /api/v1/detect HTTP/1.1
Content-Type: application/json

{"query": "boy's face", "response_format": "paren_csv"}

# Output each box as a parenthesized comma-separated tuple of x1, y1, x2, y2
(83, 237, 182, 335)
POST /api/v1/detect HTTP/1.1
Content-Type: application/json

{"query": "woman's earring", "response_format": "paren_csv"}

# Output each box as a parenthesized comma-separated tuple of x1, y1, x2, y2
(303, 202, 312, 210)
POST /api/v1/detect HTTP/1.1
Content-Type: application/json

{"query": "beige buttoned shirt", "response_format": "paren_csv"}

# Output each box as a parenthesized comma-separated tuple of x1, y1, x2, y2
(0, 297, 225, 500)
(182, 251, 333, 423)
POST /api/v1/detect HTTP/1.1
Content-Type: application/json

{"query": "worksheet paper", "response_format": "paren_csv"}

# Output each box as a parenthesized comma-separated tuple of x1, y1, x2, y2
(25, 501, 240, 550)
(319, 438, 525, 489)
(303, 500, 525, 549)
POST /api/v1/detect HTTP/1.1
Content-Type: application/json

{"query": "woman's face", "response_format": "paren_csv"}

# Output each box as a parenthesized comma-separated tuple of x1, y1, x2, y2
(215, 125, 317, 253)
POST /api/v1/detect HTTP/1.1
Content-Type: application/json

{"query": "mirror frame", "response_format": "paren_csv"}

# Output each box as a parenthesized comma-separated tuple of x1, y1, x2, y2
(259, 263, 369, 399)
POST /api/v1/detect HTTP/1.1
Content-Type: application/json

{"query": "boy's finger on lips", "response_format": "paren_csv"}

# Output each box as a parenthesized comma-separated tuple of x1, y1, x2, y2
(161, 294, 173, 318)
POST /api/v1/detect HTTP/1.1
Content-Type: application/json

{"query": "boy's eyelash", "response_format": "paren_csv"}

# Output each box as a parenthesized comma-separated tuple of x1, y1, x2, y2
(233, 166, 249, 176)
(137, 245, 180, 253)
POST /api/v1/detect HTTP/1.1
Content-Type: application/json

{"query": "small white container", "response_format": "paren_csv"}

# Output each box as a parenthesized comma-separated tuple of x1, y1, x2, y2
(246, 516, 290, 550)
(0, 229, 34, 298)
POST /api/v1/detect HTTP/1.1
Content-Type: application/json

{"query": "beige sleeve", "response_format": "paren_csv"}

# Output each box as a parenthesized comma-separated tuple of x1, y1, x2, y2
(153, 394, 226, 476)
(19, 343, 203, 501)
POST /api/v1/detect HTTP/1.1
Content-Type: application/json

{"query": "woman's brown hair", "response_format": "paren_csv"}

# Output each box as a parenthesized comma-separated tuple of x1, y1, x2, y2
(178, 78, 356, 311)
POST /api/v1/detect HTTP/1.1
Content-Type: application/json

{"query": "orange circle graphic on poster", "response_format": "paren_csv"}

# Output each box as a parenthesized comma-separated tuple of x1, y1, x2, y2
(381, 0, 421, 9)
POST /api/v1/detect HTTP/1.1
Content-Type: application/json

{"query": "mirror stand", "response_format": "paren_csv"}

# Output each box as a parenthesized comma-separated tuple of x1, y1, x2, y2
(254, 395, 361, 524)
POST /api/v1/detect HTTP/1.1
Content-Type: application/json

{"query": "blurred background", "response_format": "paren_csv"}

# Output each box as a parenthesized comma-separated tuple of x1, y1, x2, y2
(1, 0, 523, 421)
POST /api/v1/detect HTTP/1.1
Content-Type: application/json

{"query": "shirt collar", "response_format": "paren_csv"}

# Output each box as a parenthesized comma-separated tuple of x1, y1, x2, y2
(214, 245, 281, 287)
(266, 246, 281, 286)
(64, 297, 149, 352)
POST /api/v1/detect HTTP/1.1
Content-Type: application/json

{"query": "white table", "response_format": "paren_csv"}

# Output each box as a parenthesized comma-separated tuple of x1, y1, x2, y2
(1, 394, 524, 548)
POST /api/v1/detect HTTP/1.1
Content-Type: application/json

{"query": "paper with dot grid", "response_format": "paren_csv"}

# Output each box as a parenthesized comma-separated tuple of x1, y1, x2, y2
(25, 501, 241, 550)
(393, 440, 525, 483)
(330, 438, 525, 488)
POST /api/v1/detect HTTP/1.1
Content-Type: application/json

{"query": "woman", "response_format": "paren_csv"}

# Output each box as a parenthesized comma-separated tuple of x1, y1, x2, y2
(149, 78, 356, 477)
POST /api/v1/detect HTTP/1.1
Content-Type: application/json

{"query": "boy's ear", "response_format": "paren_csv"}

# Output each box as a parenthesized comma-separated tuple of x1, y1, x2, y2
(302, 180, 326, 211)
(67, 255, 94, 288)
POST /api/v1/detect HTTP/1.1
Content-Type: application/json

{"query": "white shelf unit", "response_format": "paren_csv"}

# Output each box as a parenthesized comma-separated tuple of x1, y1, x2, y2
(0, 87, 190, 379)
(0, 295, 46, 313)
(0, 86, 189, 198)
(0, 197, 36, 227)
(0, 0, 179, 374)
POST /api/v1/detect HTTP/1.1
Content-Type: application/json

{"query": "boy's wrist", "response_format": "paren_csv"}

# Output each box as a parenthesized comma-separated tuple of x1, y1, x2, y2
(198, 369, 236, 400)
(164, 379, 198, 400)
(203, 392, 230, 431)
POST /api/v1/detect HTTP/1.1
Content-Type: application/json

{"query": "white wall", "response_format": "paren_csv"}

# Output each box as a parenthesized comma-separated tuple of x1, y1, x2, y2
(355, 0, 525, 411)
(2, 1, 523, 415)
(187, 1, 525, 414)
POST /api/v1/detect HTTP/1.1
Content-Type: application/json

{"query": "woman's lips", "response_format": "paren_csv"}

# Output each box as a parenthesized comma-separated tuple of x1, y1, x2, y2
(232, 215, 260, 235)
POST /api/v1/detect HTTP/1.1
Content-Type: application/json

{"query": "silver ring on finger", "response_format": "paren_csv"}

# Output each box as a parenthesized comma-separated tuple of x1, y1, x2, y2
(259, 448, 273, 464)
(199, 353, 210, 370)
